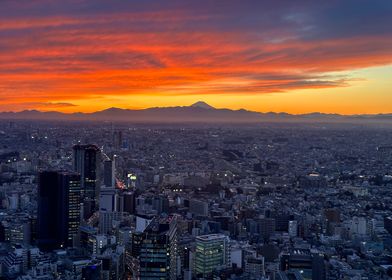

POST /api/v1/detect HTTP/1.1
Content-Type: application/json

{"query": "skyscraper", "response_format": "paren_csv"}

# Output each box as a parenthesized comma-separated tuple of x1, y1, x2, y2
(123, 191, 136, 215)
(130, 215, 178, 280)
(73, 144, 100, 201)
(99, 188, 122, 234)
(103, 157, 115, 188)
(113, 130, 123, 149)
(37, 171, 81, 251)
(194, 234, 231, 277)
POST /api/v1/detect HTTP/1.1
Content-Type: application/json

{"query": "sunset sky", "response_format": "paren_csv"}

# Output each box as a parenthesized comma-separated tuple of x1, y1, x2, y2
(0, 0, 391, 114)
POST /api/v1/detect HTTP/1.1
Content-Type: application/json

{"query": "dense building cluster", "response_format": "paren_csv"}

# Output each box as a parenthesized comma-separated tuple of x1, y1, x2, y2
(0, 120, 392, 279)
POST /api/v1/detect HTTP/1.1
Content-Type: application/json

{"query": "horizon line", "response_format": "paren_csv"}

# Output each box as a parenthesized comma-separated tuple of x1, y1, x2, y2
(0, 104, 391, 117)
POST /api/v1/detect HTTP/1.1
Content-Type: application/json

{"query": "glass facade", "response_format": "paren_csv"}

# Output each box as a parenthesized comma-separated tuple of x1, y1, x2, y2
(194, 234, 230, 277)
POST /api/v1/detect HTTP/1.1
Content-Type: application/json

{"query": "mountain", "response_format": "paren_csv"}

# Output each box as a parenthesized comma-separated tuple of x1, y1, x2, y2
(190, 101, 215, 110)
(0, 102, 391, 124)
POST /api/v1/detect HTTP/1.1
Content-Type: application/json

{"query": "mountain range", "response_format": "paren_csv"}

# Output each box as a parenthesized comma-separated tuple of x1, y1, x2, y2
(0, 101, 391, 123)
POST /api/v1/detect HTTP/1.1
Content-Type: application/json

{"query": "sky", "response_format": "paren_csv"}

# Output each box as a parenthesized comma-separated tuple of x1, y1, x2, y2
(0, 0, 391, 114)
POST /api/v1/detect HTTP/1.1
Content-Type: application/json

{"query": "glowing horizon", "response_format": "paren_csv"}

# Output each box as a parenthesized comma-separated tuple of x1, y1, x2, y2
(0, 1, 391, 114)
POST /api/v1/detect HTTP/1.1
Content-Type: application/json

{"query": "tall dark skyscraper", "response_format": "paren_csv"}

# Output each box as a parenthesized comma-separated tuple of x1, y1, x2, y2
(73, 144, 100, 200)
(37, 171, 81, 251)
(123, 191, 136, 215)
(113, 130, 122, 149)
(103, 157, 115, 188)
(130, 216, 178, 280)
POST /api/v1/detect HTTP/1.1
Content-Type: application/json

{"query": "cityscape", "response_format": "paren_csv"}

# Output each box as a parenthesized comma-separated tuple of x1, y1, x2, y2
(1, 1, 392, 280)
(0, 119, 392, 279)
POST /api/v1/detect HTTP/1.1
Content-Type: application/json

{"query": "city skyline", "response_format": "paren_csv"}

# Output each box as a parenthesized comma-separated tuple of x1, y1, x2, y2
(1, 2, 392, 277)
(2, 120, 392, 279)
(1, 1, 392, 114)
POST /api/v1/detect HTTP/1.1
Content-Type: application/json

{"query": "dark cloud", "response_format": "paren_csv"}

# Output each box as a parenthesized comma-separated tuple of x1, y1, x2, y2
(1, 1, 391, 38)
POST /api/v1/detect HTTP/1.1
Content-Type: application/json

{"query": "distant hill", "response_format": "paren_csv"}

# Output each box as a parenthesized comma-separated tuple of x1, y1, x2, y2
(0, 102, 391, 123)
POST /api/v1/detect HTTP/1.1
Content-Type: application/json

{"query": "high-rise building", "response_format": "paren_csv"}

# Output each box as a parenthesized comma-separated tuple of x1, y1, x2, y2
(99, 188, 122, 234)
(99, 188, 123, 234)
(123, 191, 136, 215)
(130, 215, 178, 279)
(37, 171, 81, 251)
(194, 234, 231, 277)
(73, 144, 100, 201)
(99, 188, 119, 213)
(103, 157, 115, 188)
(113, 130, 123, 149)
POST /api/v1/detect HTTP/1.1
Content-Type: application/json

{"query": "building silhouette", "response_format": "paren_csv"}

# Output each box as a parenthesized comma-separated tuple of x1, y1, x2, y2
(37, 171, 81, 251)
(73, 144, 100, 201)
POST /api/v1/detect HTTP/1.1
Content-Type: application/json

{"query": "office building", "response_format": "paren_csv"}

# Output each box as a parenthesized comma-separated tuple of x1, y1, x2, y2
(194, 234, 231, 277)
(37, 171, 81, 251)
(130, 215, 178, 279)
(73, 144, 100, 201)
(99, 188, 123, 234)
(123, 191, 136, 215)
(103, 157, 115, 188)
